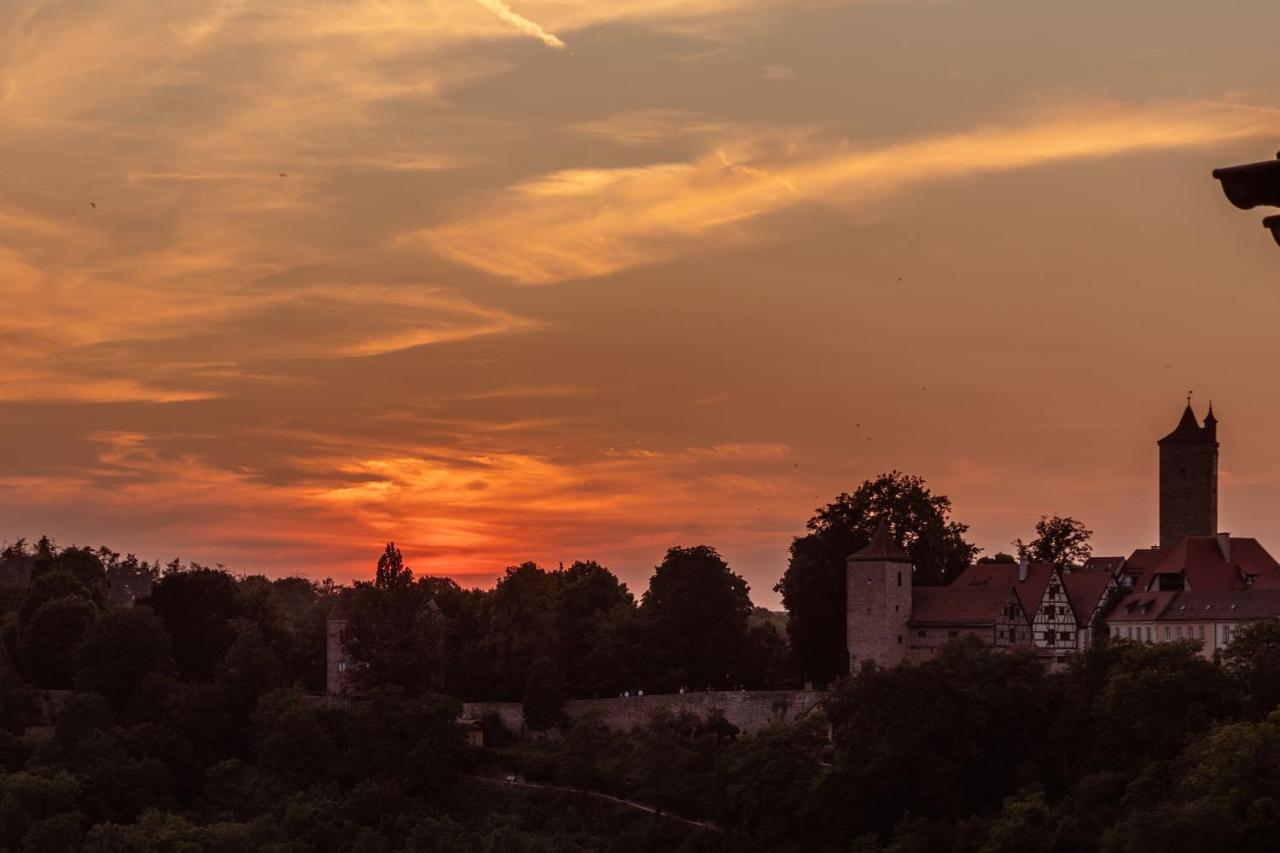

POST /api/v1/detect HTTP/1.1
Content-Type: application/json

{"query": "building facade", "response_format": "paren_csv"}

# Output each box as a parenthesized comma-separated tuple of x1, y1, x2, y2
(846, 400, 1280, 668)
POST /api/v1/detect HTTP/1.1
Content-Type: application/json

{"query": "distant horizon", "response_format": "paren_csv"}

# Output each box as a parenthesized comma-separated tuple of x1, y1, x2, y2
(5, 1, 1280, 609)
(5, 397, 1247, 609)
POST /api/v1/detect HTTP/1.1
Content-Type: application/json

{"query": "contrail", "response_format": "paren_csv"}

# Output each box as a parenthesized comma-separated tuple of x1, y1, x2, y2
(474, 0, 566, 49)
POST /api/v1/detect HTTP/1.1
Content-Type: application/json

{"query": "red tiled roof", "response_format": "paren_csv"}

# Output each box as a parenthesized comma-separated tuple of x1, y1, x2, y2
(910, 585, 1020, 626)
(1082, 556, 1124, 575)
(953, 561, 1056, 620)
(1109, 589, 1280, 623)
(1062, 571, 1114, 628)
(1160, 589, 1280, 621)
(1135, 536, 1280, 592)
(1108, 592, 1179, 622)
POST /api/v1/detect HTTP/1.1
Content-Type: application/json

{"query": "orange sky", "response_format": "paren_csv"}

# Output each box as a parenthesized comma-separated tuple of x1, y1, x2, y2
(4, 0, 1280, 605)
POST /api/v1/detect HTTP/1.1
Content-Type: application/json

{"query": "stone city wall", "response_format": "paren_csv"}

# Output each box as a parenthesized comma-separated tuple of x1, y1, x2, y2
(463, 689, 826, 735)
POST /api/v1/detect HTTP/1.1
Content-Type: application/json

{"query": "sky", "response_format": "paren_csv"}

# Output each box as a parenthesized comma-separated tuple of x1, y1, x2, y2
(3, 0, 1280, 606)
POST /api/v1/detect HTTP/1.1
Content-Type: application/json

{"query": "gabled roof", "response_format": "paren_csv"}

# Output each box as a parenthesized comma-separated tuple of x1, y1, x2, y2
(952, 561, 1056, 620)
(849, 518, 911, 563)
(1062, 571, 1114, 627)
(910, 585, 1022, 627)
(1129, 536, 1280, 592)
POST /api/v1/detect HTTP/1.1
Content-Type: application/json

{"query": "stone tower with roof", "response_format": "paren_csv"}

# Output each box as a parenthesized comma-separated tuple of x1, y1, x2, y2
(1158, 402, 1218, 549)
(847, 518, 913, 671)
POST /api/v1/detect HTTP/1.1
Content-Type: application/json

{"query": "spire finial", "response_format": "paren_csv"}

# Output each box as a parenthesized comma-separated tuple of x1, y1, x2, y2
(1188, 390, 1193, 406)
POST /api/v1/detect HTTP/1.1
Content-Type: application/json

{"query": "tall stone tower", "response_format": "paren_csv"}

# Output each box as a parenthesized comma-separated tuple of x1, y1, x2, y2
(326, 597, 351, 697)
(1158, 402, 1218, 548)
(847, 518, 913, 671)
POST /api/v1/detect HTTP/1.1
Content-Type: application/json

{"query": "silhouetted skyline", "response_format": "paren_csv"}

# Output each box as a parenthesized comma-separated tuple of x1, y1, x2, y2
(4, 1, 1280, 604)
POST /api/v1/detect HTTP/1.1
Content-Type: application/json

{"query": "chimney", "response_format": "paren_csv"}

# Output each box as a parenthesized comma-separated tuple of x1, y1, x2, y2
(1217, 532, 1231, 562)
(1018, 556, 1028, 582)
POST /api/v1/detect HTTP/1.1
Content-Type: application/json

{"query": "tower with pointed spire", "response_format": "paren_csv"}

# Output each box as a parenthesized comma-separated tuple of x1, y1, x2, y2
(1158, 401, 1219, 549)
(846, 518, 913, 670)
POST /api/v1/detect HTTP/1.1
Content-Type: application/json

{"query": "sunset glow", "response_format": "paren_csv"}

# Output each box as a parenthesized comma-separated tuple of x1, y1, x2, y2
(5, 0, 1280, 602)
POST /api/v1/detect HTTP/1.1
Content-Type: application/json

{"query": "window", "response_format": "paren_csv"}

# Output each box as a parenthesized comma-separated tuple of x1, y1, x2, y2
(337, 660, 347, 672)
(1198, 625, 1205, 640)
(1127, 627, 1134, 639)
(1145, 627, 1152, 642)
(917, 630, 926, 638)
(894, 604, 899, 612)
(1176, 626, 1183, 640)
(1059, 631, 1072, 642)
(897, 571, 902, 587)
(897, 635, 903, 644)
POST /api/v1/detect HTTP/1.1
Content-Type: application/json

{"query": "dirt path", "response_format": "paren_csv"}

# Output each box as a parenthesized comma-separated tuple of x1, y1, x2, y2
(465, 774, 724, 833)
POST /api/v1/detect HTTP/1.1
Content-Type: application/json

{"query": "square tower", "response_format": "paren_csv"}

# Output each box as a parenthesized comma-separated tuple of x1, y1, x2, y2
(1158, 403, 1218, 549)
(847, 519, 913, 671)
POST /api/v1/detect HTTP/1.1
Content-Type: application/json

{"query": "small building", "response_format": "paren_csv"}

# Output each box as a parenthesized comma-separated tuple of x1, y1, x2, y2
(907, 584, 1032, 659)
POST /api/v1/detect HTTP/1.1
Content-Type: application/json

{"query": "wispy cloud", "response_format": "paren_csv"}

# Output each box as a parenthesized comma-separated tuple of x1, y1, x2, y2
(474, 0, 566, 49)
(415, 100, 1280, 283)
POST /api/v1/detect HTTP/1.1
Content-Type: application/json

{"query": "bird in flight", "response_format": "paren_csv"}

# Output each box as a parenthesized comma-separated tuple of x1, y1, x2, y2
(279, 173, 288, 178)
(89, 202, 96, 210)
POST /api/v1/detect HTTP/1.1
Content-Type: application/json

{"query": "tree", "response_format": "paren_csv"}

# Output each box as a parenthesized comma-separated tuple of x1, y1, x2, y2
(1014, 515, 1093, 571)
(100, 551, 160, 605)
(375, 542, 412, 589)
(522, 653, 568, 732)
(342, 545, 448, 696)
(74, 607, 176, 712)
(340, 580, 445, 696)
(140, 568, 244, 680)
(775, 472, 979, 686)
(1222, 620, 1280, 718)
(641, 545, 753, 690)
(17, 596, 98, 688)
(555, 561, 634, 696)
(482, 563, 562, 701)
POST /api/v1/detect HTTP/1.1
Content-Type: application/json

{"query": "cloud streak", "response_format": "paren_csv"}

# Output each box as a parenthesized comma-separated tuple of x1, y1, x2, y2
(417, 100, 1280, 283)
(474, 0, 566, 48)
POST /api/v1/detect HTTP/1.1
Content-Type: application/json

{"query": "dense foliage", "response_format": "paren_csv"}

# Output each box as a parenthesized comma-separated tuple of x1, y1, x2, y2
(8, 534, 1280, 851)
(341, 544, 792, 723)
(775, 472, 980, 685)
(483, 625, 1280, 853)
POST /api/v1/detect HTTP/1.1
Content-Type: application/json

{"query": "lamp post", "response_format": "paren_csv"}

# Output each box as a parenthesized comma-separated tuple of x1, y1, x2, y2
(1212, 152, 1280, 246)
